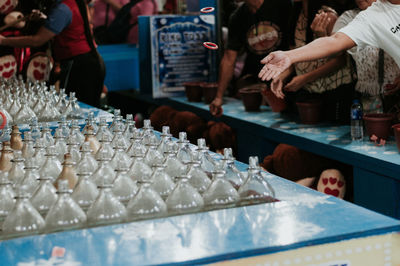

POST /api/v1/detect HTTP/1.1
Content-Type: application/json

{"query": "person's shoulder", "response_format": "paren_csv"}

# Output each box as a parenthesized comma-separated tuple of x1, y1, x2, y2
(50, 2, 72, 17)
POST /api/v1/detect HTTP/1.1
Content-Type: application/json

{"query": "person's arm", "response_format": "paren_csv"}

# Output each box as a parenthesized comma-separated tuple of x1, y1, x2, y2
(258, 32, 355, 81)
(0, 26, 55, 47)
(209, 49, 238, 116)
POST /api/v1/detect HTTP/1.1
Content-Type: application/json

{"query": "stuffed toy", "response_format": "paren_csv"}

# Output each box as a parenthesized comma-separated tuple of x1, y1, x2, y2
(25, 52, 53, 82)
(204, 121, 236, 155)
(149, 105, 177, 132)
(169, 111, 206, 144)
(261, 143, 350, 199)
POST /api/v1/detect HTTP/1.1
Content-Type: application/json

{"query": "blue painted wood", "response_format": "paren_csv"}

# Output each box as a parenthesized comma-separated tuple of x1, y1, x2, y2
(0, 168, 399, 265)
(138, 16, 153, 95)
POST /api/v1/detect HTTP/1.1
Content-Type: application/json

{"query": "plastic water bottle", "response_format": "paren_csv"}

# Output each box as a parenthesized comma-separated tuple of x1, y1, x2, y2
(350, 99, 363, 141)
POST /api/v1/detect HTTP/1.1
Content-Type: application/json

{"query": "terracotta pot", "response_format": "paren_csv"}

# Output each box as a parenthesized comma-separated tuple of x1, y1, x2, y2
(183, 82, 203, 102)
(239, 85, 262, 112)
(296, 100, 323, 124)
(392, 124, 400, 152)
(363, 113, 393, 140)
(201, 82, 218, 104)
(261, 87, 287, 112)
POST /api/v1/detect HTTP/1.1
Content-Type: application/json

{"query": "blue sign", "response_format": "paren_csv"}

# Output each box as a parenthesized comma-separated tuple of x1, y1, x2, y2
(150, 15, 216, 98)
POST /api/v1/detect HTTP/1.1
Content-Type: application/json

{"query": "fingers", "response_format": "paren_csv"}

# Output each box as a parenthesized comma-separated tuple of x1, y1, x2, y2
(271, 78, 285, 99)
(260, 53, 274, 64)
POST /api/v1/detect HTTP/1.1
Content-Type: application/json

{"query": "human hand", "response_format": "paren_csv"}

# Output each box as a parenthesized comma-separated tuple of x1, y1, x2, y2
(384, 74, 400, 96)
(259, 51, 292, 81)
(310, 12, 331, 38)
(209, 97, 223, 117)
(270, 76, 285, 99)
(284, 75, 308, 92)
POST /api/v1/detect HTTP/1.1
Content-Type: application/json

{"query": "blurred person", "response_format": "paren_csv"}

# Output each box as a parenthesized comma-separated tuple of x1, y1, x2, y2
(126, 0, 157, 44)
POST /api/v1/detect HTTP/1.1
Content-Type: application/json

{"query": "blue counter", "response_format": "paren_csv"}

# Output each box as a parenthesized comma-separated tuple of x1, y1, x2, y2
(1, 160, 399, 265)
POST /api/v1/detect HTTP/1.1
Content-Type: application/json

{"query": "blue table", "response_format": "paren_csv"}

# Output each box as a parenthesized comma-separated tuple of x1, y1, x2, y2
(1, 161, 399, 265)
(166, 97, 400, 219)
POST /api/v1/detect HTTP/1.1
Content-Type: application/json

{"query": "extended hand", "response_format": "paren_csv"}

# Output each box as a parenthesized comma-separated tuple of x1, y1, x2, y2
(259, 51, 292, 81)
(209, 97, 223, 117)
(310, 12, 331, 38)
(284, 75, 308, 93)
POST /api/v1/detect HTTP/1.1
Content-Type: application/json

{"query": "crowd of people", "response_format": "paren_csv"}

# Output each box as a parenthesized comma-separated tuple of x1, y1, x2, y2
(212, 0, 400, 123)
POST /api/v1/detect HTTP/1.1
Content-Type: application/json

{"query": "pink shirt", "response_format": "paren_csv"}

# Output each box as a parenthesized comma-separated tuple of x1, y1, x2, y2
(93, 0, 129, 28)
(127, 0, 158, 44)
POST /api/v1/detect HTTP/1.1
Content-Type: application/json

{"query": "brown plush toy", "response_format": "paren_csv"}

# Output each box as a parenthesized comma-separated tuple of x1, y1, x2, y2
(204, 121, 237, 155)
(168, 111, 207, 144)
(261, 144, 349, 198)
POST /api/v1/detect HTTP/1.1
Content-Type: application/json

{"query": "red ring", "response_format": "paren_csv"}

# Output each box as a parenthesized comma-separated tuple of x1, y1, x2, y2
(0, 111, 6, 130)
(203, 42, 218, 50)
(200, 7, 215, 13)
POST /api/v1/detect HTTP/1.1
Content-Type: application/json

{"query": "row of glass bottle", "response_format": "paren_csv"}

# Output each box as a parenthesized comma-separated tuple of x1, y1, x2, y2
(0, 79, 83, 125)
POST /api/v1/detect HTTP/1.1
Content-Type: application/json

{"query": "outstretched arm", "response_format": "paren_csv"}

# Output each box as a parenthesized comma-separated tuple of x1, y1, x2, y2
(258, 32, 356, 81)
(0, 26, 55, 47)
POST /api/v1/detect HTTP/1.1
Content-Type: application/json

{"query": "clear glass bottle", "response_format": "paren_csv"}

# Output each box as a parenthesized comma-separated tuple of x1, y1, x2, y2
(95, 135, 114, 161)
(71, 172, 99, 212)
(21, 131, 35, 159)
(150, 164, 175, 200)
(185, 154, 211, 194)
(57, 115, 70, 138)
(126, 181, 167, 221)
(40, 122, 55, 147)
(68, 120, 85, 146)
(10, 125, 23, 150)
(29, 117, 41, 141)
(55, 153, 78, 190)
(126, 130, 146, 157)
(33, 138, 46, 167)
(109, 109, 123, 133)
(110, 143, 132, 170)
(123, 114, 135, 141)
(238, 156, 276, 206)
(38, 97, 61, 122)
(82, 111, 98, 136)
(163, 142, 186, 178)
(157, 126, 172, 154)
(96, 117, 113, 142)
(176, 132, 192, 164)
(39, 146, 62, 182)
(0, 172, 15, 222)
(144, 143, 164, 167)
(14, 98, 36, 124)
(18, 158, 40, 196)
(0, 141, 14, 172)
(2, 186, 45, 238)
(141, 119, 158, 145)
(128, 155, 152, 182)
(84, 125, 101, 155)
(166, 176, 204, 214)
(8, 150, 25, 186)
(67, 140, 81, 164)
(8, 95, 21, 118)
(76, 142, 98, 174)
(203, 172, 239, 210)
(220, 148, 243, 190)
(44, 180, 87, 233)
(91, 155, 115, 187)
(86, 176, 127, 227)
(112, 166, 138, 205)
(30, 175, 58, 218)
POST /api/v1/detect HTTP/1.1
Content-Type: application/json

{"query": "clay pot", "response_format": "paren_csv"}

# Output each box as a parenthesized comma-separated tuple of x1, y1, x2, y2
(184, 82, 203, 102)
(201, 82, 218, 104)
(363, 113, 393, 140)
(392, 124, 400, 152)
(296, 100, 323, 124)
(261, 87, 287, 112)
(239, 84, 262, 112)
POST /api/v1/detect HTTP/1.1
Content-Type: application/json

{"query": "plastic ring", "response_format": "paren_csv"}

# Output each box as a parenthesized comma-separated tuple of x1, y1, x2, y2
(200, 7, 215, 13)
(0, 111, 6, 130)
(203, 42, 218, 50)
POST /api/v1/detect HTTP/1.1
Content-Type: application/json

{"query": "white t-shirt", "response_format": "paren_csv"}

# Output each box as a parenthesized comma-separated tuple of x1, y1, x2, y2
(339, 0, 400, 66)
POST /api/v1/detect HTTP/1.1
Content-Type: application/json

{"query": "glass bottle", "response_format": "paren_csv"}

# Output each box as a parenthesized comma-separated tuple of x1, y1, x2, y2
(14, 98, 36, 124)
(91, 154, 115, 187)
(57, 115, 70, 138)
(126, 130, 146, 157)
(22, 131, 35, 159)
(55, 153, 78, 190)
(10, 125, 23, 150)
(111, 129, 130, 152)
(55, 92, 67, 114)
(157, 126, 172, 154)
(220, 148, 243, 190)
(68, 120, 85, 145)
(32, 138, 46, 167)
(67, 140, 81, 164)
(82, 111, 98, 136)
(54, 128, 68, 161)
(96, 117, 113, 142)
(203, 172, 239, 210)
(71, 172, 99, 212)
(8, 151, 25, 186)
(8, 95, 21, 118)
(38, 97, 61, 122)
(32, 92, 45, 115)
(141, 119, 158, 145)
(95, 135, 114, 161)
(150, 164, 175, 200)
(87, 175, 127, 227)
(30, 174, 58, 218)
(123, 114, 135, 141)
(112, 166, 138, 205)
(0, 141, 13, 172)
(176, 132, 192, 164)
(2, 186, 45, 238)
(128, 155, 152, 182)
(44, 180, 86, 233)
(196, 138, 215, 176)
(29, 117, 41, 141)
(126, 181, 167, 221)
(144, 143, 164, 167)
(238, 156, 276, 206)
(0, 172, 15, 222)
(18, 158, 40, 196)
(185, 154, 211, 194)
(109, 109, 122, 133)
(163, 142, 186, 178)
(39, 146, 62, 182)
(110, 143, 132, 170)
(76, 142, 98, 174)
(166, 176, 204, 214)
(84, 125, 101, 155)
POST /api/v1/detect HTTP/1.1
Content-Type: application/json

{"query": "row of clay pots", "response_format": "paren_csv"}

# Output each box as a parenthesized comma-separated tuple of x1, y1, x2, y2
(184, 82, 218, 104)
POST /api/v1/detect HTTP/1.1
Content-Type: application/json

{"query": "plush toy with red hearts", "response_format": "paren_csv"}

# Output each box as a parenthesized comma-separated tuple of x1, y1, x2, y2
(317, 169, 346, 199)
